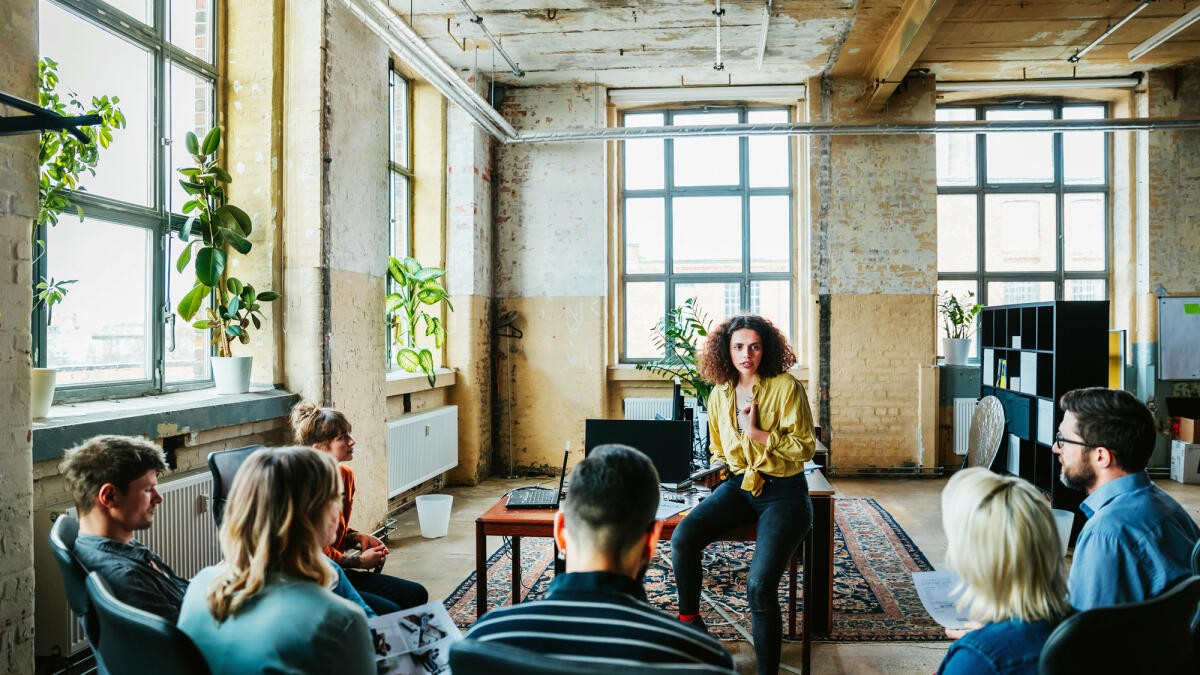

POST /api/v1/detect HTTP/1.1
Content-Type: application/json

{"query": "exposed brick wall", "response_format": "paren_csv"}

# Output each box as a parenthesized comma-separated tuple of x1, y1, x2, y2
(0, 0, 37, 669)
(1145, 66, 1200, 295)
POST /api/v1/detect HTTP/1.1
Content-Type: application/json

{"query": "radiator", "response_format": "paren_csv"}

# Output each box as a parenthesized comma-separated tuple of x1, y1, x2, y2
(34, 471, 221, 658)
(954, 398, 977, 456)
(623, 397, 696, 420)
(387, 406, 459, 497)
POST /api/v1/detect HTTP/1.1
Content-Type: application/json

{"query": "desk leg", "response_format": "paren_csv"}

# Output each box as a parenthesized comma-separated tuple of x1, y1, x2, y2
(811, 496, 834, 636)
(511, 536, 522, 604)
(475, 519, 486, 620)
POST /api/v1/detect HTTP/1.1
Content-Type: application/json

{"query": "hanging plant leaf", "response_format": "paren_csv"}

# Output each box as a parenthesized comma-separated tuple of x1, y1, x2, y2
(418, 349, 436, 387)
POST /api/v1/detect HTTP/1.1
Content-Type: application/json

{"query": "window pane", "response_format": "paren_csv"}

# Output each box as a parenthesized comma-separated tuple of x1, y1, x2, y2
(625, 282, 664, 359)
(170, 0, 214, 62)
(166, 236, 210, 383)
(937, 280, 978, 359)
(1065, 279, 1106, 301)
(1064, 193, 1105, 271)
(750, 280, 791, 345)
(673, 196, 741, 274)
(41, 1, 153, 206)
(673, 112, 740, 187)
(1063, 106, 1105, 185)
(748, 109, 789, 188)
(985, 109, 1053, 184)
(391, 172, 409, 258)
(391, 74, 409, 169)
(984, 194, 1056, 272)
(624, 113, 664, 190)
(937, 194, 977, 272)
(625, 198, 664, 274)
(46, 217, 152, 384)
(750, 195, 789, 272)
(168, 65, 214, 214)
(675, 282, 738, 331)
(936, 108, 977, 187)
(104, 0, 151, 23)
(987, 281, 1054, 306)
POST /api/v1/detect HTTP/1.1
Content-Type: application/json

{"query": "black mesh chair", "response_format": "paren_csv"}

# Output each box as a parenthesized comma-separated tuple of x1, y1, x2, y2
(48, 514, 108, 673)
(206, 445, 263, 526)
(1039, 575, 1200, 674)
(448, 638, 735, 674)
(85, 572, 209, 675)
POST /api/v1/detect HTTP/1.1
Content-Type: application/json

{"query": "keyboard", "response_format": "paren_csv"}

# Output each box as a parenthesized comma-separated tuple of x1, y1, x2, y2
(506, 488, 560, 509)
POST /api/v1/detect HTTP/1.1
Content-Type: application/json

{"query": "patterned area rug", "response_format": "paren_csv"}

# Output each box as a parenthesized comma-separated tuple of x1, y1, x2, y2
(445, 498, 946, 642)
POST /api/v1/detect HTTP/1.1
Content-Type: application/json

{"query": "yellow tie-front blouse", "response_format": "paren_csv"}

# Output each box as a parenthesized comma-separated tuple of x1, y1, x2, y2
(707, 372, 816, 497)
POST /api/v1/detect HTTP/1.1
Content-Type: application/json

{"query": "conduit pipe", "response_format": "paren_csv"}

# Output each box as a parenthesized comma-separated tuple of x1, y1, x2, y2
(457, 0, 525, 78)
(1068, 0, 1154, 63)
(756, 0, 772, 70)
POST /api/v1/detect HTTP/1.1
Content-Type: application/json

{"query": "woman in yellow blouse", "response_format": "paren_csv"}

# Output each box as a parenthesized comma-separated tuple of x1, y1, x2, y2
(671, 314, 815, 675)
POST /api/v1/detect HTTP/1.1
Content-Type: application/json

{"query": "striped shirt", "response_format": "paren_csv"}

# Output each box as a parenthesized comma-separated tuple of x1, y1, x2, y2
(466, 571, 734, 672)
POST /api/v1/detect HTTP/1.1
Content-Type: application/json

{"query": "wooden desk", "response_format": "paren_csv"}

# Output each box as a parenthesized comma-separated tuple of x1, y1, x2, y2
(474, 470, 836, 636)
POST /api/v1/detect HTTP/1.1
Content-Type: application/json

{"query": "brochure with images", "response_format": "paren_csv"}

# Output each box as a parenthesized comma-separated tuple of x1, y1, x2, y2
(369, 600, 462, 675)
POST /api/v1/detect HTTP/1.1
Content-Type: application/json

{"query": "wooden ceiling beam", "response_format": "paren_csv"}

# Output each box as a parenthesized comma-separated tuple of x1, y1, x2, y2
(863, 0, 960, 111)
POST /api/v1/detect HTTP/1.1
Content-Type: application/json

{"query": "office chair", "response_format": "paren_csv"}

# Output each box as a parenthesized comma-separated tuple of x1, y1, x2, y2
(448, 639, 734, 674)
(1192, 537, 1200, 575)
(206, 445, 263, 526)
(48, 513, 109, 674)
(1039, 575, 1200, 674)
(85, 572, 209, 675)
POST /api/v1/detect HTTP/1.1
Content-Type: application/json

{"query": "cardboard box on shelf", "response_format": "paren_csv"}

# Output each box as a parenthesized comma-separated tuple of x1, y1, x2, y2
(1170, 440, 1200, 485)
(1166, 398, 1200, 443)
(1178, 417, 1198, 444)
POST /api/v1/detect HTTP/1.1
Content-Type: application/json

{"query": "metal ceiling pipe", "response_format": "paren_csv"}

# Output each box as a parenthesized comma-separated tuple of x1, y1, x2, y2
(339, 0, 518, 141)
(1068, 0, 1154, 63)
(457, 0, 525, 78)
(938, 77, 1140, 91)
(512, 117, 1200, 144)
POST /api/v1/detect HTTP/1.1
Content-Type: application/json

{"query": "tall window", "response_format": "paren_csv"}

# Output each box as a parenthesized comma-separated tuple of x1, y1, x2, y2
(936, 102, 1109, 357)
(620, 106, 794, 361)
(36, 0, 218, 400)
(386, 68, 413, 368)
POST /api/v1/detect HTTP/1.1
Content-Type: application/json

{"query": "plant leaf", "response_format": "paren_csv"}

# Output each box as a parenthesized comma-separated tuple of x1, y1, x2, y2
(385, 292, 404, 315)
(201, 126, 221, 155)
(413, 267, 446, 282)
(195, 247, 226, 286)
(418, 349, 436, 387)
(179, 214, 197, 241)
(222, 204, 252, 237)
(184, 131, 199, 154)
(227, 294, 240, 317)
(226, 277, 243, 296)
(192, 320, 210, 329)
(226, 230, 251, 254)
(177, 283, 210, 321)
(175, 239, 195, 273)
(396, 348, 421, 373)
(255, 291, 280, 301)
(226, 324, 243, 337)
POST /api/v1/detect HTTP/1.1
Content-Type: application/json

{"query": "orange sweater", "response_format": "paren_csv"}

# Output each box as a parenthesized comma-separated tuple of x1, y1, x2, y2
(323, 464, 358, 564)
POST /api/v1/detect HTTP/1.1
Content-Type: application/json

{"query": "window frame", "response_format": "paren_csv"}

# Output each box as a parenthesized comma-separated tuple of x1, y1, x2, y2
(619, 104, 796, 364)
(936, 100, 1110, 357)
(33, 0, 220, 402)
(386, 66, 414, 369)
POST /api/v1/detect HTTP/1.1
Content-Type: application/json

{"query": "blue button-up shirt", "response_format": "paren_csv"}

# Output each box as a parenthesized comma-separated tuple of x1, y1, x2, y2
(1068, 472, 1200, 610)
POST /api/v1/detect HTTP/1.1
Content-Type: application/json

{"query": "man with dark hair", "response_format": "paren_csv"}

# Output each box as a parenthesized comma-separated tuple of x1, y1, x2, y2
(467, 445, 733, 672)
(1055, 388, 1199, 609)
(60, 435, 189, 622)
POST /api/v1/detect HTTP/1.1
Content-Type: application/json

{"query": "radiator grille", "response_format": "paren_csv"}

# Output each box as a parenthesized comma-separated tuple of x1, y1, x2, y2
(387, 406, 459, 497)
(623, 397, 695, 420)
(954, 398, 977, 456)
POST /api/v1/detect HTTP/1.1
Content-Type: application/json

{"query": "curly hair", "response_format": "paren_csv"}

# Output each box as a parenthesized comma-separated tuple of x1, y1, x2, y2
(698, 314, 796, 385)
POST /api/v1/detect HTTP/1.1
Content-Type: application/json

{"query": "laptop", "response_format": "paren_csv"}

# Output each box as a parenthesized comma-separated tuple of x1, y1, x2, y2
(506, 444, 569, 509)
(584, 419, 693, 486)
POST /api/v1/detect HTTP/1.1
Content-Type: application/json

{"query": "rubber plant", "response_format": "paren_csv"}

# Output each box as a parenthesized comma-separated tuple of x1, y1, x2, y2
(634, 296, 713, 406)
(174, 127, 280, 356)
(386, 256, 453, 387)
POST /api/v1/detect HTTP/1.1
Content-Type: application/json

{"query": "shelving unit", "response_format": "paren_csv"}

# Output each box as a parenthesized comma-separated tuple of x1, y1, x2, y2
(979, 301, 1109, 521)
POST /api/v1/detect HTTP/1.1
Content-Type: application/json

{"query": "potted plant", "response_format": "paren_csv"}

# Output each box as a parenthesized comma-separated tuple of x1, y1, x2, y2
(174, 127, 280, 394)
(634, 297, 714, 406)
(939, 290, 982, 366)
(386, 256, 454, 387)
(31, 57, 124, 417)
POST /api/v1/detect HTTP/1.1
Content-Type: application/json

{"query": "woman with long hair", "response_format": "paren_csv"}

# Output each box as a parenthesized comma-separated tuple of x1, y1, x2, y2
(936, 468, 1072, 674)
(178, 446, 374, 674)
(290, 402, 428, 615)
(670, 314, 815, 675)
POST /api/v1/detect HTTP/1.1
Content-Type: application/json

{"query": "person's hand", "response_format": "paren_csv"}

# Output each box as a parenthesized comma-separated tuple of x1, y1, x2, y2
(741, 400, 759, 433)
(945, 621, 983, 640)
(359, 544, 388, 568)
(359, 533, 388, 553)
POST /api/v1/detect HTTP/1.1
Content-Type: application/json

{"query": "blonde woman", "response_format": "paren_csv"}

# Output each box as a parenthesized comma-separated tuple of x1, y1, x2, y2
(936, 468, 1073, 675)
(177, 447, 374, 675)
(290, 402, 427, 615)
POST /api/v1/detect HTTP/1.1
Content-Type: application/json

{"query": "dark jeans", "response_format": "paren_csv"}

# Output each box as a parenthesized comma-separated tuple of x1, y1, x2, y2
(671, 473, 813, 675)
(344, 569, 428, 615)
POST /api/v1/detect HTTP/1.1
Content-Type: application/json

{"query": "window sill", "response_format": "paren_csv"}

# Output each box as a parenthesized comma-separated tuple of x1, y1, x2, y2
(385, 368, 456, 397)
(32, 386, 300, 463)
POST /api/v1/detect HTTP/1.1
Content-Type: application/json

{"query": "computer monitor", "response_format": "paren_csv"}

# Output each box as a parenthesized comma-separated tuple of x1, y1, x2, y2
(584, 419, 693, 484)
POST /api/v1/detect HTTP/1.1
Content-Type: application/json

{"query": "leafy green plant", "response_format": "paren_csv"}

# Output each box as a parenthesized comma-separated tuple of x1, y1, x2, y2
(174, 127, 280, 357)
(386, 256, 453, 387)
(34, 277, 76, 325)
(939, 291, 982, 339)
(634, 297, 713, 405)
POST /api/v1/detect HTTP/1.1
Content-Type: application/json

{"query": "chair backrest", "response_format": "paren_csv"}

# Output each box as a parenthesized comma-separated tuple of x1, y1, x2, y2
(85, 572, 210, 675)
(1192, 537, 1200, 576)
(49, 514, 89, 618)
(206, 445, 263, 526)
(448, 639, 733, 675)
(1039, 575, 1200, 675)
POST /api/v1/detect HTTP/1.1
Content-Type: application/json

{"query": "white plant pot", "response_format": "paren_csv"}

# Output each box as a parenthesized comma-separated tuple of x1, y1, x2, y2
(31, 368, 57, 418)
(211, 355, 253, 395)
(943, 338, 973, 366)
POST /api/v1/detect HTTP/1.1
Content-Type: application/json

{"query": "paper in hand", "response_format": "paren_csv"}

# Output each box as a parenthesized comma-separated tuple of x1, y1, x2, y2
(911, 570, 972, 630)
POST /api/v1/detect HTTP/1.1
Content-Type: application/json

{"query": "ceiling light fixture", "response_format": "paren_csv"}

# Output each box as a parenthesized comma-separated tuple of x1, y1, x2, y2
(458, 0, 524, 78)
(1068, 0, 1154, 63)
(937, 77, 1141, 91)
(609, 85, 807, 104)
(1129, 4, 1200, 61)
(713, 0, 725, 71)
(756, 0, 772, 70)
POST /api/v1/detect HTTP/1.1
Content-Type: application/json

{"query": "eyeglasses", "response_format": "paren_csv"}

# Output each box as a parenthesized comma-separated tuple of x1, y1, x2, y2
(1054, 432, 1096, 449)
